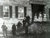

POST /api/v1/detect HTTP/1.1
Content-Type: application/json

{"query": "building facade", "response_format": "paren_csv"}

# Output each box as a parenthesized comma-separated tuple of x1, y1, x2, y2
(0, 0, 49, 32)
(0, 0, 32, 32)
(29, 0, 50, 33)
(44, 0, 50, 32)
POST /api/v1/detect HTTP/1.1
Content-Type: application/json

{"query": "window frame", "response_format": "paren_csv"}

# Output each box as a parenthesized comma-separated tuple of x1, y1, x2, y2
(18, 6, 24, 19)
(3, 6, 10, 18)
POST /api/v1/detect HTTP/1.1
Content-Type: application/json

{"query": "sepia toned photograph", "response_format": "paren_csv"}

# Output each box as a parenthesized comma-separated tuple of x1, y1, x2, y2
(0, 0, 49, 38)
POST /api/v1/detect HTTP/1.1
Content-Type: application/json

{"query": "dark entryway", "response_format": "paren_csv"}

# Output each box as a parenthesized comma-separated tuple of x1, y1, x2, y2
(31, 4, 45, 22)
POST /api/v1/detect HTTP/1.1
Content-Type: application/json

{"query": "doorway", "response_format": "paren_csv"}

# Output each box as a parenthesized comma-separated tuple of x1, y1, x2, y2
(31, 4, 45, 22)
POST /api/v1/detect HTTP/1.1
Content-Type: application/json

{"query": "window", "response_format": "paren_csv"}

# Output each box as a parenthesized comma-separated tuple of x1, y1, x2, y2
(3, 6, 10, 18)
(15, 6, 26, 19)
(18, 7, 24, 19)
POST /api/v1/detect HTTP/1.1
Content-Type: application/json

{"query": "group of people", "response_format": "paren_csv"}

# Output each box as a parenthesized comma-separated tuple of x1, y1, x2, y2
(12, 21, 22, 35)
(1, 21, 22, 36)
(12, 15, 30, 36)
(1, 15, 30, 36)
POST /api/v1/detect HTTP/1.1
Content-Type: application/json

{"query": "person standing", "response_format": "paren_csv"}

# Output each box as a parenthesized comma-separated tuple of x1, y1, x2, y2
(12, 24, 16, 35)
(17, 21, 22, 28)
(23, 17, 26, 28)
(1, 22, 7, 36)
(26, 15, 30, 25)
(25, 15, 30, 36)
(25, 22, 28, 36)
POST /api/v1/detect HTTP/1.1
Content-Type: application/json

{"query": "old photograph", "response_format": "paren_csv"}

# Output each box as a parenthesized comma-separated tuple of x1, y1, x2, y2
(0, 0, 49, 38)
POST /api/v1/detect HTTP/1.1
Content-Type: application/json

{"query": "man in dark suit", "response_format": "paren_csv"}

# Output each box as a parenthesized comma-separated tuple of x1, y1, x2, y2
(12, 23, 16, 35)
(23, 17, 26, 28)
(25, 15, 30, 35)
(26, 15, 30, 25)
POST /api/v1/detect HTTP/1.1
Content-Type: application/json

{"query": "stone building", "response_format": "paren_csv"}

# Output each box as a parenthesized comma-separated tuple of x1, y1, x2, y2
(0, 0, 49, 33)
(29, 0, 50, 33)
(44, 0, 50, 32)
(0, 0, 30, 32)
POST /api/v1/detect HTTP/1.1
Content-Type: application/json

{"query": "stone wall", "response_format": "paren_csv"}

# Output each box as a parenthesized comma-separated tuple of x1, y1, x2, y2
(45, 0, 50, 21)
(44, 0, 50, 33)
(27, 4, 32, 23)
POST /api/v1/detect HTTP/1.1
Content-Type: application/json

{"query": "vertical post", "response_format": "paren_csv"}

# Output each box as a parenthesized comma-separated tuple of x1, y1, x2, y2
(31, 4, 35, 23)
(24, 7, 26, 17)
(9, 6, 12, 18)
(15, 6, 18, 18)
(0, 6, 3, 18)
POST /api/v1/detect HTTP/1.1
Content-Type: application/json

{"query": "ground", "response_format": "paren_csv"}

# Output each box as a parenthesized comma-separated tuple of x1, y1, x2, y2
(0, 32, 47, 38)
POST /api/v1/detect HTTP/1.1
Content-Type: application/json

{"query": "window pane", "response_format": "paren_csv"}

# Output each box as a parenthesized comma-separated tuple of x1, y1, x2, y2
(4, 12, 8, 17)
(3, 6, 9, 17)
(18, 7, 24, 19)
(24, 7, 26, 17)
